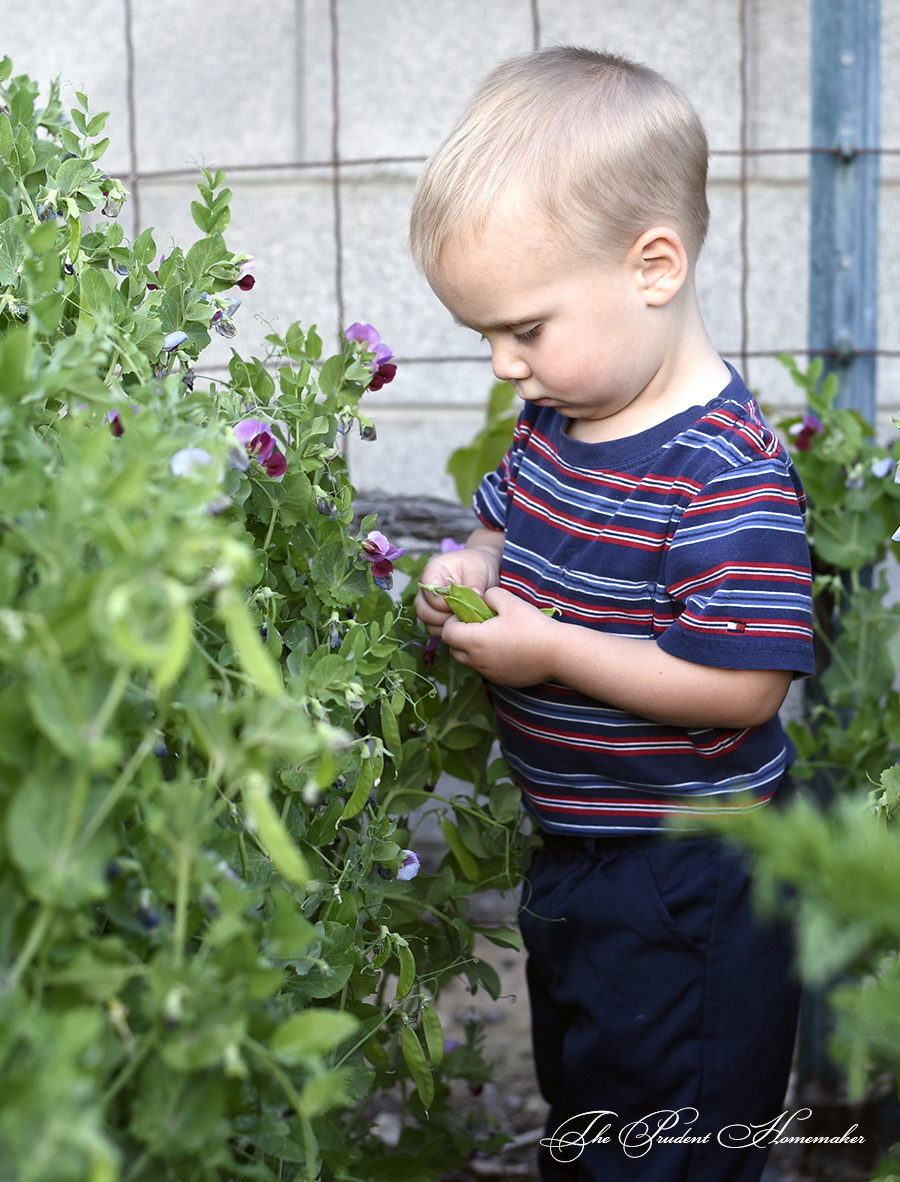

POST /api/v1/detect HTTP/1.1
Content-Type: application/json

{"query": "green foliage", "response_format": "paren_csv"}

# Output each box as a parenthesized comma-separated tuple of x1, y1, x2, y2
(0, 62, 535, 1181)
(777, 356, 900, 796)
(446, 380, 518, 505)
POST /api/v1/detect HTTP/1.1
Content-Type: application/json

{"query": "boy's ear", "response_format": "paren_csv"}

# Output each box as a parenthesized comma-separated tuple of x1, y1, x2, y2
(631, 228, 689, 307)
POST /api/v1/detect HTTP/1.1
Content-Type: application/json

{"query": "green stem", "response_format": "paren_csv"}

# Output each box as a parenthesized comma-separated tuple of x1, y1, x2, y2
(173, 840, 190, 969)
(101, 1037, 152, 1106)
(86, 665, 130, 746)
(17, 178, 40, 225)
(262, 501, 278, 551)
(4, 903, 53, 992)
(75, 726, 159, 853)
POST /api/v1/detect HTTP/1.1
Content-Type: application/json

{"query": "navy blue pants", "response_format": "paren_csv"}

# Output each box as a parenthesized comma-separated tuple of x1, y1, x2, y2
(519, 832, 799, 1182)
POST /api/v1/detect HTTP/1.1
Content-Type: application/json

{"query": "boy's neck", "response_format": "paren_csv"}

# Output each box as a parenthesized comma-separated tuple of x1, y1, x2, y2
(566, 324, 731, 445)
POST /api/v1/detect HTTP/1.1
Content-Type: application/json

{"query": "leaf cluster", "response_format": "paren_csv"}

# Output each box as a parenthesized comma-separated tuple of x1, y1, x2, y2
(0, 62, 535, 1182)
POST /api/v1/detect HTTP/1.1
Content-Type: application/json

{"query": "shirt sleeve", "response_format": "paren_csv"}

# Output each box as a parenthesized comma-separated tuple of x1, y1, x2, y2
(472, 406, 534, 532)
(656, 455, 816, 675)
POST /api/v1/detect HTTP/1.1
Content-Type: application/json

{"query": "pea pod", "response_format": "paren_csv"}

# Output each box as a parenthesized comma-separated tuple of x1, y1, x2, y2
(421, 999, 445, 1067)
(395, 939, 416, 1000)
(420, 582, 559, 622)
(401, 1025, 435, 1109)
(420, 582, 496, 622)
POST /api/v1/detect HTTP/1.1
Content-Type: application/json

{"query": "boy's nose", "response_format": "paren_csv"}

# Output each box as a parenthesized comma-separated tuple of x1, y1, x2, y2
(490, 341, 532, 383)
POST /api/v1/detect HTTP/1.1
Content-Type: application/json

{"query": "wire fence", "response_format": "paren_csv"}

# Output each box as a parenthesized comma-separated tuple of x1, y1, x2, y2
(115, 0, 898, 407)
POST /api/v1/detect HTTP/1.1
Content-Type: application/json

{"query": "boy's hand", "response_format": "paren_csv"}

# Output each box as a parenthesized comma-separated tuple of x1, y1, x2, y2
(442, 588, 557, 686)
(414, 529, 503, 638)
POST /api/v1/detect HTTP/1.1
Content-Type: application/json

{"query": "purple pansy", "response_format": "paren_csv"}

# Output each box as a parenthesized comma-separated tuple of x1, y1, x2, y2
(344, 322, 397, 391)
(233, 418, 287, 478)
(788, 414, 825, 451)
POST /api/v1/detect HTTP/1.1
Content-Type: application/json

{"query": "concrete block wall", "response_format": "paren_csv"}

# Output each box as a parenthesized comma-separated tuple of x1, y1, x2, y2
(3, 1, 898, 502)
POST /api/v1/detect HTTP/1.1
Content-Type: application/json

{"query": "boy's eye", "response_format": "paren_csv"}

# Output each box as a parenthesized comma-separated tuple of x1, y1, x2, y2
(513, 325, 541, 343)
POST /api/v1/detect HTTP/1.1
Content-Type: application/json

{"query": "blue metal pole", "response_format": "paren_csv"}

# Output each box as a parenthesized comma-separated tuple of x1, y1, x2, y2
(800, 0, 882, 1088)
(808, 0, 880, 423)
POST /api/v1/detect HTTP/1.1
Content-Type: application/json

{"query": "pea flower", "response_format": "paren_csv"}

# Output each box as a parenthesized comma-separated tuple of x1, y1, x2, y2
(376, 849, 420, 881)
(844, 463, 865, 490)
(233, 418, 287, 478)
(789, 414, 824, 451)
(100, 178, 127, 218)
(235, 258, 256, 291)
(163, 330, 188, 352)
(212, 300, 242, 338)
(171, 447, 213, 476)
(441, 537, 466, 553)
(396, 850, 420, 881)
(362, 530, 405, 590)
(872, 457, 895, 479)
(344, 322, 397, 391)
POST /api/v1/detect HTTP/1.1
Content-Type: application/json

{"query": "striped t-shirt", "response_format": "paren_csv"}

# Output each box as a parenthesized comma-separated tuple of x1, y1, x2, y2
(473, 368, 815, 834)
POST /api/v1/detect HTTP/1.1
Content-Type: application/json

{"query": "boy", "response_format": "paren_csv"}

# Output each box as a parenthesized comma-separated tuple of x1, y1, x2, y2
(412, 47, 814, 1182)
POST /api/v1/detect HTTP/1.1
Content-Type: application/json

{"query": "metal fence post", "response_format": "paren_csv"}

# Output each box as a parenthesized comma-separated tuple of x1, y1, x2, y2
(808, 0, 880, 422)
(800, 0, 882, 1088)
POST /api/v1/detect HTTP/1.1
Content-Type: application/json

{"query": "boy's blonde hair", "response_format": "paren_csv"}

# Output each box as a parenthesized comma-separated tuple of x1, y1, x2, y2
(410, 47, 709, 276)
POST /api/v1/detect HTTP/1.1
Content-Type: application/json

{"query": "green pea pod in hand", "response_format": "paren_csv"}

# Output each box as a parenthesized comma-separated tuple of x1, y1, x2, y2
(419, 582, 558, 623)
(420, 582, 496, 622)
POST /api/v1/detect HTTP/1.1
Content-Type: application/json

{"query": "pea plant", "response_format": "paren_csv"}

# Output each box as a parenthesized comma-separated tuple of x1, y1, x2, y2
(777, 354, 900, 795)
(0, 62, 536, 1182)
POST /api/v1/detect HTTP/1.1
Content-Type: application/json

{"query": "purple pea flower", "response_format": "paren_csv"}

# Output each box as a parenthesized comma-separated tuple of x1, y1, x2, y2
(163, 330, 188, 353)
(344, 322, 398, 391)
(362, 530, 405, 589)
(440, 537, 466, 553)
(423, 636, 441, 667)
(788, 414, 825, 451)
(396, 850, 420, 881)
(235, 258, 256, 291)
(234, 418, 287, 479)
(100, 178, 127, 218)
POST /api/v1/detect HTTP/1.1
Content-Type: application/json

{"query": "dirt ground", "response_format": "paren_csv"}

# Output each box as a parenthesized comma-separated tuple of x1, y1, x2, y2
(432, 892, 894, 1182)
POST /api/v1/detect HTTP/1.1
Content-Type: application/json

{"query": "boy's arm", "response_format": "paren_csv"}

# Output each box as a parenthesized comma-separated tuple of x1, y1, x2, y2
(441, 587, 792, 729)
(414, 527, 505, 637)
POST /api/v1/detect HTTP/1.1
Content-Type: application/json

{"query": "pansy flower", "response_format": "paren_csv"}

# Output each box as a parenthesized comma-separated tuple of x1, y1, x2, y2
(233, 418, 287, 478)
(788, 414, 824, 451)
(344, 322, 397, 391)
